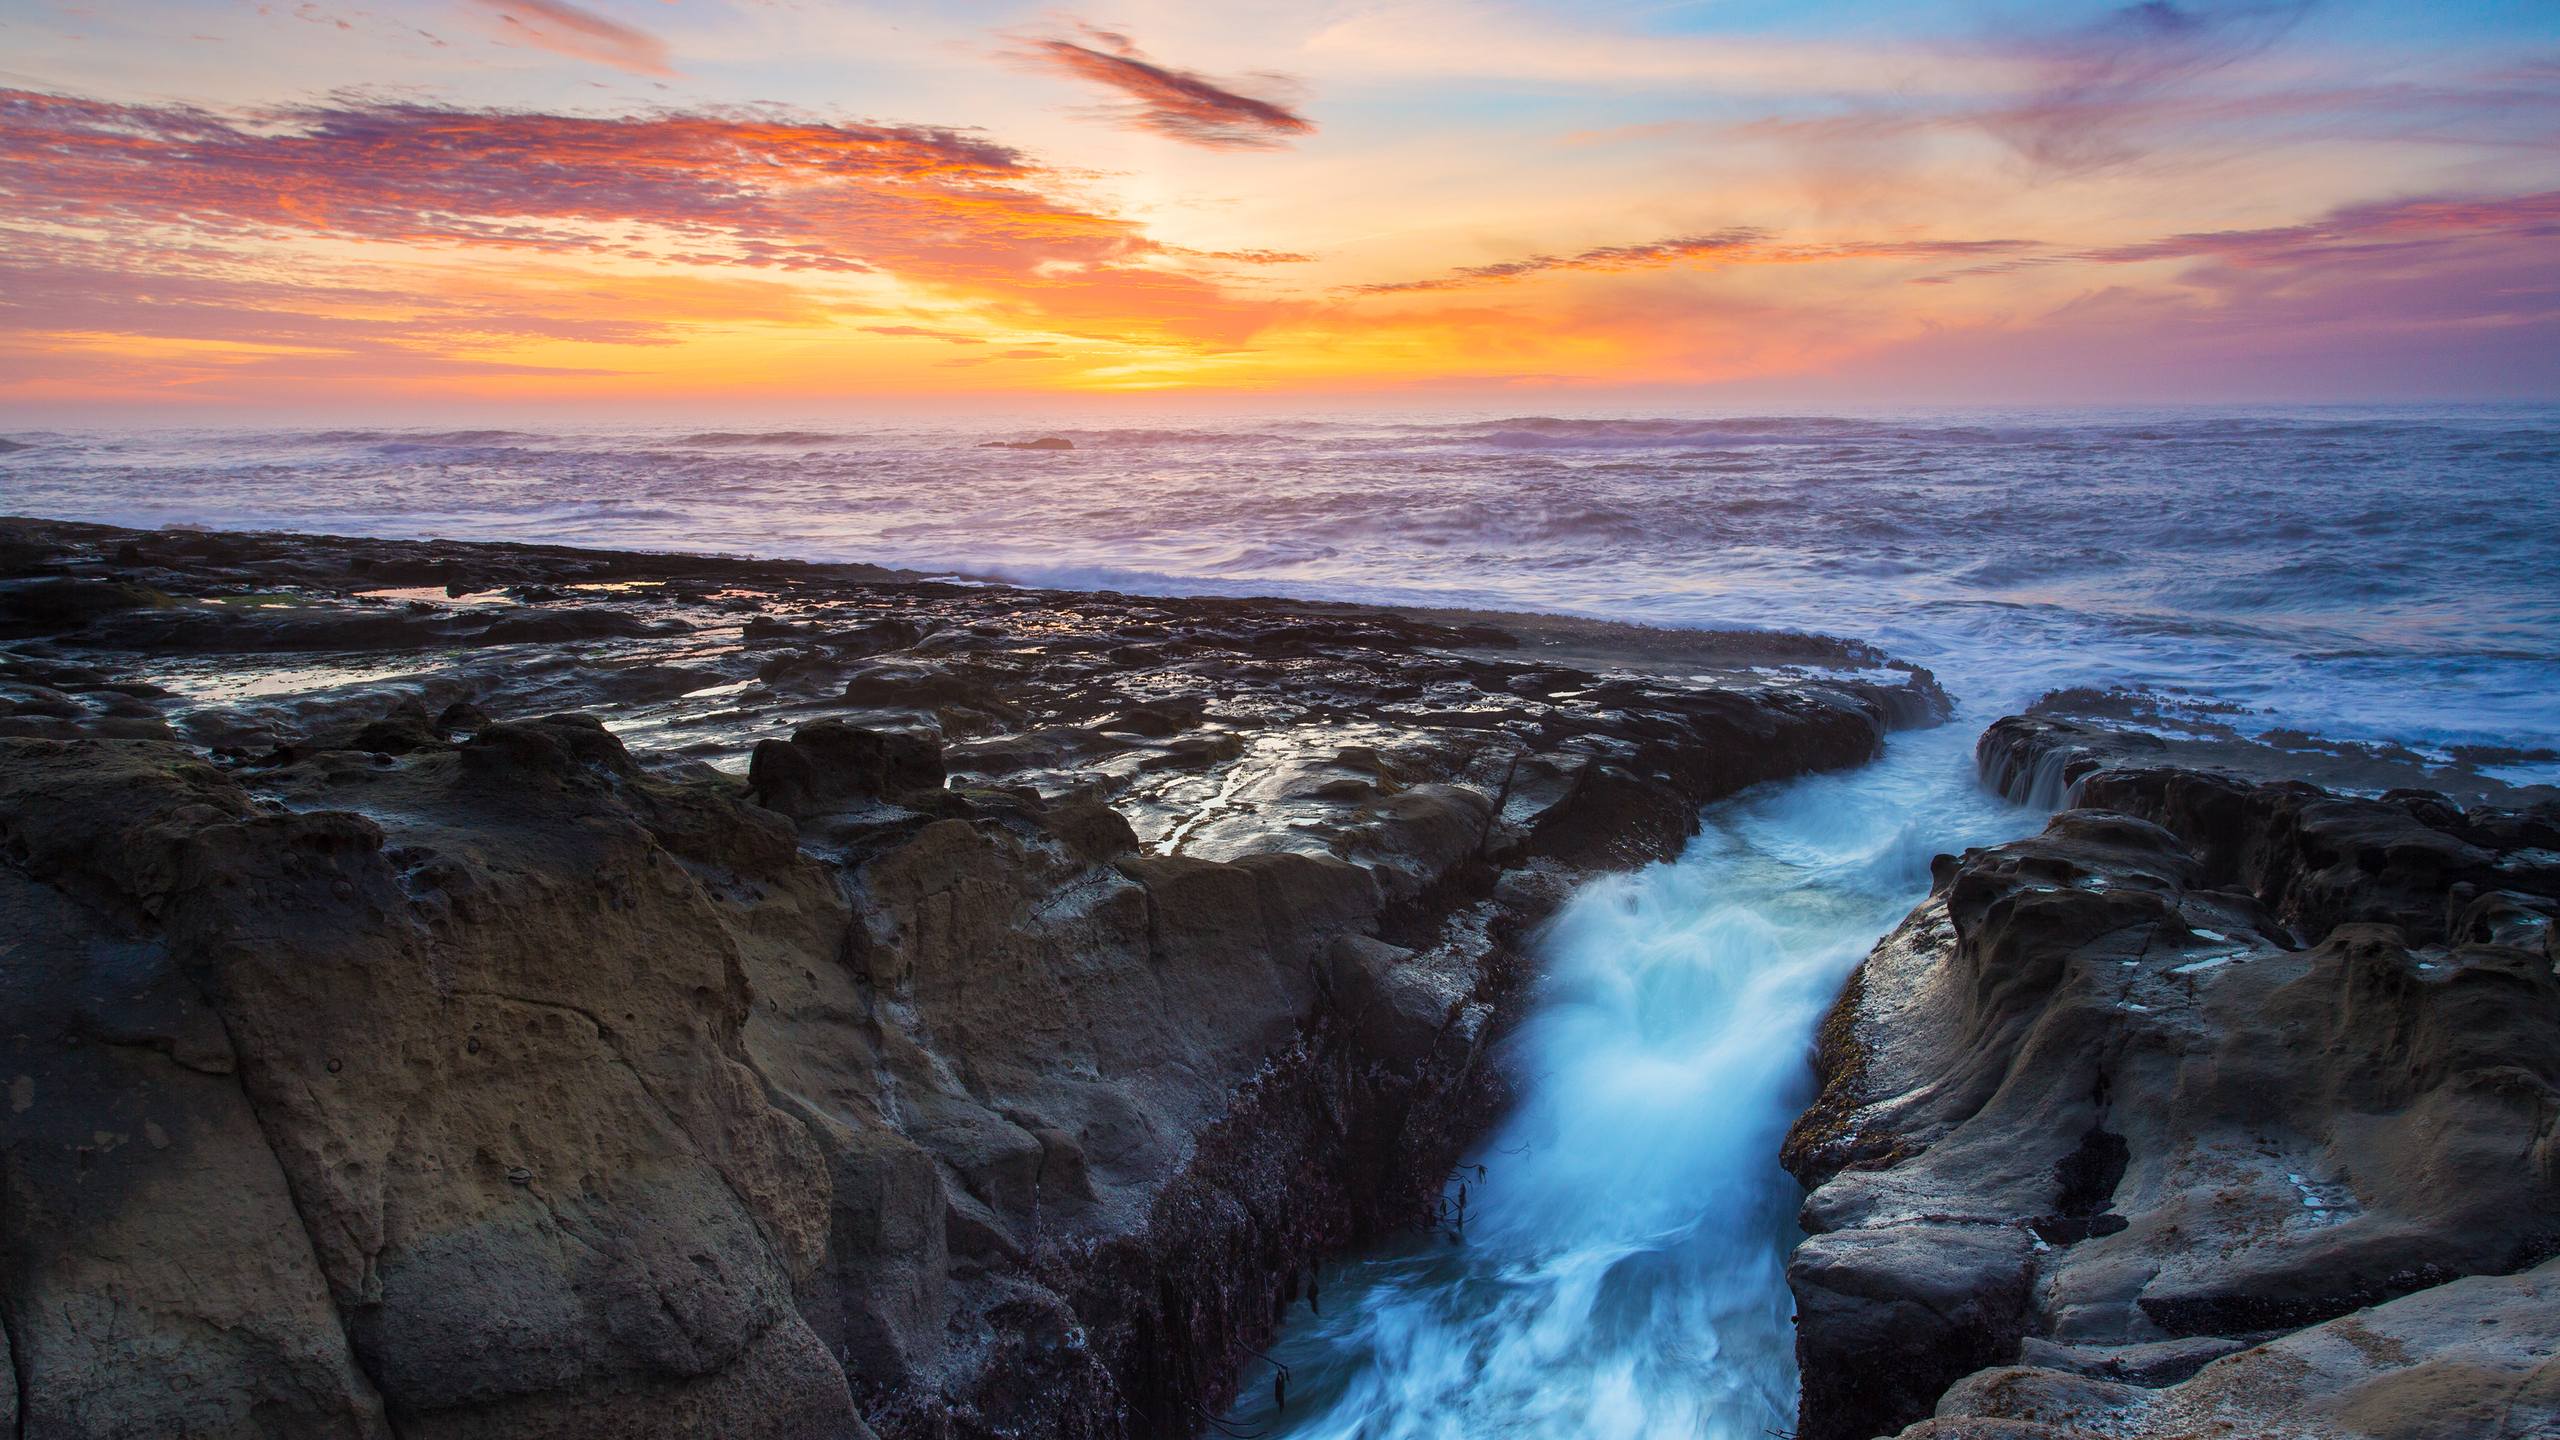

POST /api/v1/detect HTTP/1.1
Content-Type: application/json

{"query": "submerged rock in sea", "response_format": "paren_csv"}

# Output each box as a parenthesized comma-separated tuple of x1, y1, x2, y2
(1786, 713, 2560, 1440)
(0, 516, 1945, 1440)
(979, 436, 1074, 451)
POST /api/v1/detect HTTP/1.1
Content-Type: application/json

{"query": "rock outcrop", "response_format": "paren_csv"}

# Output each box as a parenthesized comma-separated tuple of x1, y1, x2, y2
(0, 517, 1944, 1439)
(1785, 714, 2560, 1440)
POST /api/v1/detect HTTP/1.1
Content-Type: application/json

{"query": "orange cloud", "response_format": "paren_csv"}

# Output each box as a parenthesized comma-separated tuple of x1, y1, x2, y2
(862, 325, 988, 344)
(0, 87, 1302, 401)
(0, 89, 1140, 279)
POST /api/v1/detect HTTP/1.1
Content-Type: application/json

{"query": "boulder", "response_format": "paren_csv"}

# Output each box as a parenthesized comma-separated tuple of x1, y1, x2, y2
(1327, 935, 1467, 1066)
(350, 696, 441, 754)
(0, 576, 171, 627)
(748, 720, 946, 818)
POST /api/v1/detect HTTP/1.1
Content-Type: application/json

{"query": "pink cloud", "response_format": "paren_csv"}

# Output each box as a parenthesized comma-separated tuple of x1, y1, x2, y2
(0, 89, 1145, 281)
(1355, 230, 2037, 293)
(466, 0, 675, 78)
(2081, 190, 2560, 267)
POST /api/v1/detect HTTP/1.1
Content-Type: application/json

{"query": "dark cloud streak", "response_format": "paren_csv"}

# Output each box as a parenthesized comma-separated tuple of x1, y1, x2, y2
(1022, 30, 1313, 149)
(2080, 190, 2560, 266)
(1912, 189, 2560, 284)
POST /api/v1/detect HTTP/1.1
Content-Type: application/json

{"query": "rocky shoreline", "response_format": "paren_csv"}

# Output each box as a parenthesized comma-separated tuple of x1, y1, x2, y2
(15, 516, 2546, 1440)
(0, 517, 1945, 1439)
(1787, 713, 2560, 1439)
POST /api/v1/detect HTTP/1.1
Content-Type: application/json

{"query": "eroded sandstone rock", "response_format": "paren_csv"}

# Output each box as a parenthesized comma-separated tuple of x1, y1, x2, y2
(1788, 722, 2560, 1440)
(1913, 1258, 2560, 1439)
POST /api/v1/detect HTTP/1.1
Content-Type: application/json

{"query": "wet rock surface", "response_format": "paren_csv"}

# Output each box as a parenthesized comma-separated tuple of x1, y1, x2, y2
(1785, 713, 2560, 1440)
(0, 517, 1943, 1440)
(1994, 686, 2554, 807)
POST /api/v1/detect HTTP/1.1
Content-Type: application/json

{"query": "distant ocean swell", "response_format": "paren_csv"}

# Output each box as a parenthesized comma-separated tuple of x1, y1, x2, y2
(4, 408, 2555, 770)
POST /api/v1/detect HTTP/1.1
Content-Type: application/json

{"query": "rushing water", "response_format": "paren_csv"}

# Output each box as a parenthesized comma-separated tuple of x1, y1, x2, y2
(1228, 725, 2033, 1440)
(6, 407, 2556, 1433)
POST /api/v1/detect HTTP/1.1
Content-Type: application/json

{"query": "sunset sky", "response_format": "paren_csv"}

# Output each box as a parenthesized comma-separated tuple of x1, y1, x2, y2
(3, 0, 2555, 415)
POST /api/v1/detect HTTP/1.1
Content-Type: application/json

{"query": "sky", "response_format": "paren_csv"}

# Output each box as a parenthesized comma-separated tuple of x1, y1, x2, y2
(1, 0, 2555, 416)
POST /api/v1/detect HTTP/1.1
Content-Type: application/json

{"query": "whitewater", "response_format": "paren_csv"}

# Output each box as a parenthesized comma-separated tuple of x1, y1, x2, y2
(5, 407, 2556, 1434)
(1226, 724, 2028, 1440)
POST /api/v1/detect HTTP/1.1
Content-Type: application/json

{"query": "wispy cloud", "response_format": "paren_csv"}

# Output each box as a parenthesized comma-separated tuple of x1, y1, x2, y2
(1845, 196, 2560, 401)
(466, 0, 675, 78)
(1912, 188, 2560, 283)
(2081, 189, 2560, 266)
(1020, 27, 1314, 149)
(1354, 231, 1765, 293)
(862, 324, 987, 344)
(1736, 68, 2560, 164)
(1978, 0, 2315, 172)
(1355, 230, 2036, 293)
(1167, 246, 1317, 264)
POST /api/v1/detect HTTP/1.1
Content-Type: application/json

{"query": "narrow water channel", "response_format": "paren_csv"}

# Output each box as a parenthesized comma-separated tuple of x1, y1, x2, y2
(1231, 722, 2041, 1440)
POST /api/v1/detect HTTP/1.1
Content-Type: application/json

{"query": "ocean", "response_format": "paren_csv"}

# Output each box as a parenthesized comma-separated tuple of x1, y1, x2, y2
(6, 408, 2554, 772)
